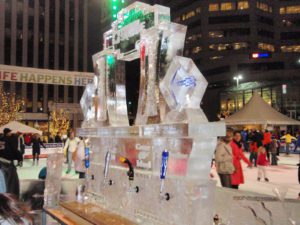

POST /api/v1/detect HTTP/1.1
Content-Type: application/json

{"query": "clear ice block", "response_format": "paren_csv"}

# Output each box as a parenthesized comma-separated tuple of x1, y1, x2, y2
(160, 56, 208, 111)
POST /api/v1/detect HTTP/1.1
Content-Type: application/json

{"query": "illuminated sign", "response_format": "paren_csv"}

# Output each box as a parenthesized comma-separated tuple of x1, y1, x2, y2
(250, 52, 271, 59)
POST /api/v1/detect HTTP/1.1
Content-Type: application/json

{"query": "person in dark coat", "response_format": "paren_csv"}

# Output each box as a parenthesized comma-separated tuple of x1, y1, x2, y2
(55, 132, 62, 143)
(0, 128, 21, 197)
(269, 139, 278, 165)
(0, 128, 22, 162)
(30, 134, 46, 166)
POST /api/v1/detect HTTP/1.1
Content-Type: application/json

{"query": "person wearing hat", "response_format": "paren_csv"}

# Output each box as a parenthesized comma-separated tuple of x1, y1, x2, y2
(0, 128, 22, 162)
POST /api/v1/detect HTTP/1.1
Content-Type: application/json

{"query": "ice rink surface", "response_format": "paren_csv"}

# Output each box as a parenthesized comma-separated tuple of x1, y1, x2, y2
(17, 153, 299, 199)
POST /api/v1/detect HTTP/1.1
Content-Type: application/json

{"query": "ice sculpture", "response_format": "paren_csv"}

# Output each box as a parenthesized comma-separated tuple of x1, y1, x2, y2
(43, 2, 300, 225)
(160, 56, 208, 123)
(44, 153, 64, 208)
(76, 1, 225, 225)
(80, 2, 186, 126)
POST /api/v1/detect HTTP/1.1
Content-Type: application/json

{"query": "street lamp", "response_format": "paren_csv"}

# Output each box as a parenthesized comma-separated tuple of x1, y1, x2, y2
(233, 75, 243, 86)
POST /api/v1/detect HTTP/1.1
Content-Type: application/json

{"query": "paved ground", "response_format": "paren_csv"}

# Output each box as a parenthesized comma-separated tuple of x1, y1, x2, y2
(17, 153, 300, 199)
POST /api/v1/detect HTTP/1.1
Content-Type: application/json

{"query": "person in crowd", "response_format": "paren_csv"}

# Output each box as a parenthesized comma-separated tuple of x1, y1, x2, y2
(241, 128, 248, 152)
(75, 137, 86, 179)
(48, 134, 54, 143)
(270, 139, 278, 166)
(280, 132, 296, 155)
(215, 130, 235, 188)
(253, 130, 264, 148)
(263, 129, 272, 161)
(17, 132, 25, 167)
(63, 131, 80, 174)
(30, 134, 46, 166)
(257, 146, 269, 182)
(24, 134, 31, 146)
(230, 131, 252, 189)
(249, 141, 258, 167)
(293, 132, 300, 152)
(55, 132, 62, 143)
(0, 128, 22, 163)
(276, 138, 281, 156)
(0, 193, 33, 225)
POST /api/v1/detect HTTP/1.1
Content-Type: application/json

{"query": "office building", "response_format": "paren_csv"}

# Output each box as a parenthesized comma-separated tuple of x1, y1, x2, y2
(0, 0, 101, 130)
(157, 0, 300, 121)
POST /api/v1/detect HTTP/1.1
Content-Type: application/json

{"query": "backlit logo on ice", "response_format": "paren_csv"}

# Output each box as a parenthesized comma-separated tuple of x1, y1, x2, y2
(176, 76, 196, 88)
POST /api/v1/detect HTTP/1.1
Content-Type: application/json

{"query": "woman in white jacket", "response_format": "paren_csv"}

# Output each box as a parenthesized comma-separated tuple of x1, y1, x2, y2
(75, 137, 85, 178)
(63, 131, 80, 174)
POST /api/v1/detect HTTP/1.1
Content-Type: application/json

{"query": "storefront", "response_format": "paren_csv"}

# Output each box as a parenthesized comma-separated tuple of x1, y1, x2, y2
(220, 80, 300, 120)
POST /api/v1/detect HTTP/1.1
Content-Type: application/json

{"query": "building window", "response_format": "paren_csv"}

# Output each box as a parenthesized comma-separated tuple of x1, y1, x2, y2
(26, 83, 33, 112)
(257, 16, 274, 26)
(192, 46, 202, 54)
(209, 15, 250, 24)
(48, 85, 54, 102)
(281, 32, 300, 40)
(281, 45, 300, 52)
(238, 62, 285, 71)
(280, 6, 300, 14)
(233, 42, 248, 50)
(209, 31, 224, 38)
(68, 86, 74, 103)
(209, 56, 224, 60)
(221, 3, 235, 11)
(196, 7, 201, 14)
(182, 10, 196, 21)
(238, 1, 249, 10)
(256, 2, 272, 13)
(280, 7, 286, 14)
(58, 85, 64, 103)
(209, 42, 248, 51)
(257, 29, 274, 38)
(258, 43, 275, 52)
(209, 4, 219, 12)
(186, 34, 202, 44)
(37, 84, 43, 112)
(286, 6, 300, 14)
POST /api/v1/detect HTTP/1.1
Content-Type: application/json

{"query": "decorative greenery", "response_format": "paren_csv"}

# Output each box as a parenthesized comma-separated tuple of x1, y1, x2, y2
(0, 91, 24, 126)
(49, 109, 70, 136)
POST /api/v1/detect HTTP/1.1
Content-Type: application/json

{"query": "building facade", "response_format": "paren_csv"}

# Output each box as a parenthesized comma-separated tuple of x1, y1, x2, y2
(158, 0, 300, 121)
(0, 0, 94, 130)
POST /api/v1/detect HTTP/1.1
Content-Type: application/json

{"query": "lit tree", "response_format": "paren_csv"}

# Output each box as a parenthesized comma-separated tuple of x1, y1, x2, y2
(49, 109, 70, 136)
(0, 91, 25, 126)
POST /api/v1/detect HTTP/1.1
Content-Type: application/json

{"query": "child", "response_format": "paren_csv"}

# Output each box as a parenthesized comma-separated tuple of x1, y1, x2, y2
(269, 139, 278, 165)
(257, 146, 269, 182)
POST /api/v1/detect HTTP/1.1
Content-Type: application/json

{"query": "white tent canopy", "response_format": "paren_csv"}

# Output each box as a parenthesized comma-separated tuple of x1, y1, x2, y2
(224, 93, 300, 126)
(0, 121, 43, 135)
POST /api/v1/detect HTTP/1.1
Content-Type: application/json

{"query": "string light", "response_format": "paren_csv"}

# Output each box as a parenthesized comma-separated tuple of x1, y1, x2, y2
(49, 109, 70, 137)
(0, 90, 24, 126)
(111, 0, 125, 20)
